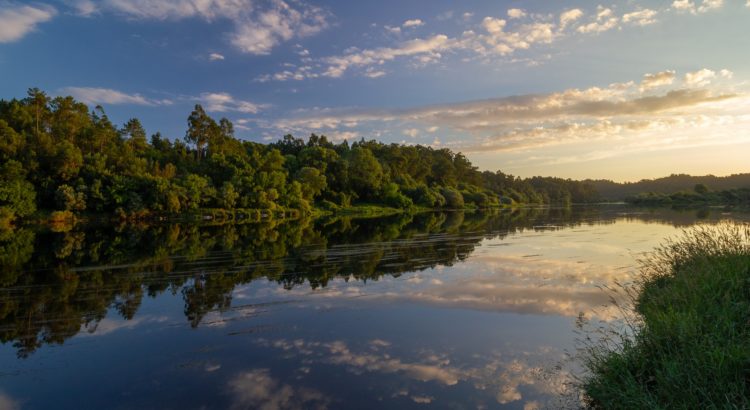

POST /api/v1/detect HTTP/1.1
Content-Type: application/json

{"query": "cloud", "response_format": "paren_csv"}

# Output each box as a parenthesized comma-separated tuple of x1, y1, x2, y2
(209, 52, 225, 61)
(97, 0, 329, 55)
(577, 6, 618, 33)
(0, 391, 19, 410)
(672, 0, 724, 14)
(258, 3, 726, 82)
(227, 369, 330, 410)
(263, 69, 741, 161)
(622, 9, 658, 26)
(402, 19, 424, 28)
(640, 70, 676, 91)
(684, 68, 716, 86)
(0, 2, 56, 43)
(403, 128, 419, 138)
(61, 87, 173, 106)
(66, 0, 98, 17)
(200, 92, 266, 113)
(321, 34, 452, 78)
(559, 9, 583, 29)
(507, 8, 526, 19)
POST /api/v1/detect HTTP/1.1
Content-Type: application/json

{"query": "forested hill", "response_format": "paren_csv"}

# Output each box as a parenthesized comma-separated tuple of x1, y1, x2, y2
(0, 89, 600, 223)
(588, 174, 750, 201)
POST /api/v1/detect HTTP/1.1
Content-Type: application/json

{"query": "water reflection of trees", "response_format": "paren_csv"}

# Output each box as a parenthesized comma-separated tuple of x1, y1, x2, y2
(0, 206, 739, 357)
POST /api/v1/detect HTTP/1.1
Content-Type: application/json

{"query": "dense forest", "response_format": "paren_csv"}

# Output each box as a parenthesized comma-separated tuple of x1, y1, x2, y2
(589, 174, 750, 201)
(0, 89, 602, 224)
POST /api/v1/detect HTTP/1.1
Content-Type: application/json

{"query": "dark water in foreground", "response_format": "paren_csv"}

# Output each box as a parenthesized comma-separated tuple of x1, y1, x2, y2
(1, 206, 748, 409)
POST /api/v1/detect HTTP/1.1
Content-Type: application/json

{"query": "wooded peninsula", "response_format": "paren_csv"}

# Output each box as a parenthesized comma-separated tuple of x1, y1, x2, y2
(1, 89, 749, 224)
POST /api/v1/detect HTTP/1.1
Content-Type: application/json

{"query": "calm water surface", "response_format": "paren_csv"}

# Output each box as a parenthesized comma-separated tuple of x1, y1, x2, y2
(1, 206, 748, 409)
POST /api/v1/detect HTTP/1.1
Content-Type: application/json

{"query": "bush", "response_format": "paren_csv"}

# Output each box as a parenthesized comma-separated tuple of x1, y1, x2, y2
(581, 223, 750, 409)
(440, 187, 464, 209)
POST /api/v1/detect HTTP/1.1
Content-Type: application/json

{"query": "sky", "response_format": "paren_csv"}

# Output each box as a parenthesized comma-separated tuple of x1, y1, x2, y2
(1, 0, 749, 181)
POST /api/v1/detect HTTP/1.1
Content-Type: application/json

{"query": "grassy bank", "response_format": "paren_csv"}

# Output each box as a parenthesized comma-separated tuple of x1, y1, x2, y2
(581, 223, 750, 408)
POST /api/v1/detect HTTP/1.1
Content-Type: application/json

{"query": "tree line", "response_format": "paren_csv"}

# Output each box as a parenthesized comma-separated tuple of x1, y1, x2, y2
(0, 88, 602, 223)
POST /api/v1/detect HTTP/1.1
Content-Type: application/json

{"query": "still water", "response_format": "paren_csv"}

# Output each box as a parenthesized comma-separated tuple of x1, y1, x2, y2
(1, 206, 748, 409)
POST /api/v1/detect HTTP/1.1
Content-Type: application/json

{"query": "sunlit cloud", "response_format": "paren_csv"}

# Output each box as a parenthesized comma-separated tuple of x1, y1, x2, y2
(199, 92, 267, 114)
(0, 2, 56, 43)
(88, 0, 329, 55)
(60, 87, 174, 106)
(208, 52, 225, 61)
(258, 1, 715, 82)
(640, 70, 676, 91)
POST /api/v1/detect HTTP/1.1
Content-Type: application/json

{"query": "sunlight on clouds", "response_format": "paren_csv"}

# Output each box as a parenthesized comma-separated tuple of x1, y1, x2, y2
(227, 369, 330, 410)
(97, 0, 329, 55)
(640, 70, 676, 91)
(200, 92, 266, 113)
(259, 1, 718, 82)
(60, 87, 173, 106)
(0, 3, 56, 43)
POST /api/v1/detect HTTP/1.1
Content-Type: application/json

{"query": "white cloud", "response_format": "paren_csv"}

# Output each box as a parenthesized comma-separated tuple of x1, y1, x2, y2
(67, 0, 98, 17)
(99, 0, 329, 55)
(684, 68, 716, 86)
(200, 92, 265, 113)
(622, 9, 658, 26)
(208, 52, 225, 61)
(403, 128, 419, 138)
(640, 70, 676, 91)
(0, 2, 56, 43)
(61, 87, 173, 106)
(672, 0, 724, 13)
(402, 18, 424, 28)
(559, 9, 583, 29)
(577, 6, 618, 33)
(720, 69, 733, 79)
(322, 34, 452, 78)
(507, 8, 526, 19)
(265, 69, 741, 160)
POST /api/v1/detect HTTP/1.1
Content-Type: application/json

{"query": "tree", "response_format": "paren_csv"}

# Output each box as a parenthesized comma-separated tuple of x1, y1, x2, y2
(185, 105, 216, 161)
(348, 147, 383, 198)
(694, 183, 709, 195)
(295, 167, 327, 200)
(122, 118, 148, 152)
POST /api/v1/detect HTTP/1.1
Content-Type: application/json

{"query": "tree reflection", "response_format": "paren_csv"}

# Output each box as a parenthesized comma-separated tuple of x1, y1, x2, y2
(0, 206, 739, 357)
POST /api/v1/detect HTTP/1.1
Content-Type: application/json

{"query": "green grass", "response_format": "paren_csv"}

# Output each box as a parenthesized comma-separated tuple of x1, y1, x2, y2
(581, 223, 750, 409)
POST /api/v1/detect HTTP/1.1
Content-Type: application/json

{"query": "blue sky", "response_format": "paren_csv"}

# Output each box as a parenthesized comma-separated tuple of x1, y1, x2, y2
(1, 0, 750, 181)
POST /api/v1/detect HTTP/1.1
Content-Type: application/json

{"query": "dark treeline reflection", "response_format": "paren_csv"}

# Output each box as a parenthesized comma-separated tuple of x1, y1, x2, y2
(0, 206, 739, 357)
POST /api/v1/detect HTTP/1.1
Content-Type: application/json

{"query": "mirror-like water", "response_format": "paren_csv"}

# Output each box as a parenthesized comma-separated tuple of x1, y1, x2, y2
(1, 206, 748, 409)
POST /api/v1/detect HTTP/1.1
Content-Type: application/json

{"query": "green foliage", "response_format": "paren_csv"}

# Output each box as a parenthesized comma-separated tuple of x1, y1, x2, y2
(0, 88, 607, 219)
(581, 223, 750, 408)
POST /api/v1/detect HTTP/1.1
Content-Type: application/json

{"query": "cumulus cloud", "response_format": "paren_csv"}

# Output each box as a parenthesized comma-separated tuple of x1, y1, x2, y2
(0, 2, 57, 43)
(402, 18, 424, 28)
(684, 68, 716, 86)
(640, 70, 676, 91)
(559, 9, 583, 29)
(66, 0, 98, 17)
(622, 9, 658, 26)
(258, 3, 730, 82)
(321, 34, 452, 78)
(577, 6, 618, 33)
(507, 8, 526, 19)
(200, 92, 266, 113)
(96, 0, 329, 55)
(61, 87, 173, 106)
(263, 69, 741, 161)
(672, 0, 724, 13)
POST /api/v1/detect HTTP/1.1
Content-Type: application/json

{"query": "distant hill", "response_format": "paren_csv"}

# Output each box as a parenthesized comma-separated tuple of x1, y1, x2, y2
(585, 174, 750, 200)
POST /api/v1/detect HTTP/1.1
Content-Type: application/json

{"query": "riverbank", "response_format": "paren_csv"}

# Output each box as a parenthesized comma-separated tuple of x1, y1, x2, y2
(581, 223, 750, 408)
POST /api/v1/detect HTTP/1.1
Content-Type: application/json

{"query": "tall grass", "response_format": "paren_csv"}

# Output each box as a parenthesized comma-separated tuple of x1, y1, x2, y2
(580, 222, 750, 409)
